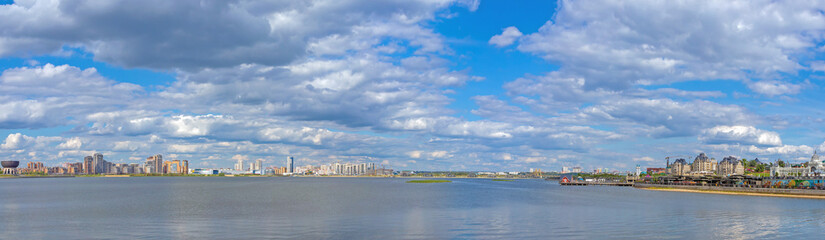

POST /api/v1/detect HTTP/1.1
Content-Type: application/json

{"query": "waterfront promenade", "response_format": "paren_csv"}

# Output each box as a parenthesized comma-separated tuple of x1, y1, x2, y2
(635, 183, 825, 199)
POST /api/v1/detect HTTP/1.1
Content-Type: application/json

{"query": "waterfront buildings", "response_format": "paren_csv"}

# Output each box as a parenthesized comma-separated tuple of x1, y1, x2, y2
(717, 156, 745, 176)
(668, 158, 691, 176)
(770, 152, 823, 177)
(163, 160, 189, 174)
(93, 153, 105, 174)
(145, 155, 163, 174)
(690, 153, 716, 175)
(646, 168, 666, 174)
(254, 159, 263, 172)
(287, 156, 294, 173)
(235, 158, 244, 171)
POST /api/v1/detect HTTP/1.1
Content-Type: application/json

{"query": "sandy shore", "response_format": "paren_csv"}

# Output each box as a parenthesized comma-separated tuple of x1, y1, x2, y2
(641, 187, 825, 200)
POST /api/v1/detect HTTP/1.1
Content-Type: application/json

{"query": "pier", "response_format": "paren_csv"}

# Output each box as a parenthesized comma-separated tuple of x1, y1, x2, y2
(559, 181, 633, 186)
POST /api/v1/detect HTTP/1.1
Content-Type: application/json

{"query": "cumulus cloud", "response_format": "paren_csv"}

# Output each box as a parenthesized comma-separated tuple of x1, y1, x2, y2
(0, 0, 477, 69)
(489, 26, 522, 47)
(1, 133, 35, 149)
(0, 64, 142, 129)
(582, 98, 755, 138)
(57, 137, 83, 149)
(515, 0, 825, 89)
(747, 80, 805, 96)
(699, 125, 782, 147)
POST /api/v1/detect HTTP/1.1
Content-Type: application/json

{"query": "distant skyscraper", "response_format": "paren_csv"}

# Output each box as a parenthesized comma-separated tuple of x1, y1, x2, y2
(636, 165, 641, 176)
(287, 156, 294, 173)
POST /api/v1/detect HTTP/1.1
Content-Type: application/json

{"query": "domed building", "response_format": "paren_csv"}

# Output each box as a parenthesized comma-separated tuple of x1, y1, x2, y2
(808, 151, 824, 174)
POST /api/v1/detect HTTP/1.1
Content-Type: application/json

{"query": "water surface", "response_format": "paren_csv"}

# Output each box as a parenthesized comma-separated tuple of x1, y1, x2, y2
(1, 177, 824, 239)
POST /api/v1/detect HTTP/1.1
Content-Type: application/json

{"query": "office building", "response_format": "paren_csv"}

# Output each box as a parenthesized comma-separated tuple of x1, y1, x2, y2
(287, 156, 294, 173)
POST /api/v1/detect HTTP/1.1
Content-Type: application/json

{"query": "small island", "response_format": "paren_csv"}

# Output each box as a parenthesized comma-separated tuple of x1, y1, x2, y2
(407, 180, 451, 183)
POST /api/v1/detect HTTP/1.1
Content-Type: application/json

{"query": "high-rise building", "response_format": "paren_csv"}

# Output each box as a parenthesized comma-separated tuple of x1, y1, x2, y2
(287, 156, 294, 173)
(93, 153, 104, 174)
(254, 159, 263, 171)
(635, 165, 641, 176)
(83, 156, 93, 174)
(147, 154, 162, 174)
(235, 158, 244, 171)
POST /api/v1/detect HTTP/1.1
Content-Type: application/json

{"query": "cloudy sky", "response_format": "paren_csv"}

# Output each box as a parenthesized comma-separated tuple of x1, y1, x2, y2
(1, 0, 824, 171)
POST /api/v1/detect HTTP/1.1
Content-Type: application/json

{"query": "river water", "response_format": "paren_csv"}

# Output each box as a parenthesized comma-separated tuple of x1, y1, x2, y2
(1, 177, 824, 239)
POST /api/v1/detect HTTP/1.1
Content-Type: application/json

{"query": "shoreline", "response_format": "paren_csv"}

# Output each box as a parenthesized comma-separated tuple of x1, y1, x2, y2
(1, 174, 537, 180)
(636, 185, 825, 200)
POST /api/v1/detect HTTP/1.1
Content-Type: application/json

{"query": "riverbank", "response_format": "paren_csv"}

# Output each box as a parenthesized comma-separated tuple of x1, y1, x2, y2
(635, 183, 825, 200)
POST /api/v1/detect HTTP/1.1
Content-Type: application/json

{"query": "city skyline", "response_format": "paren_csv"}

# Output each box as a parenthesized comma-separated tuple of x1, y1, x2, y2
(1, 1, 825, 172)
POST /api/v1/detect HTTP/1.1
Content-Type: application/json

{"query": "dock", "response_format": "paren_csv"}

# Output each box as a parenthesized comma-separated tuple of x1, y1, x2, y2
(560, 181, 633, 186)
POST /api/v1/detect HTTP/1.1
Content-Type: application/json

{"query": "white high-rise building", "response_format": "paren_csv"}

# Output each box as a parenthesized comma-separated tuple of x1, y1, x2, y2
(635, 165, 641, 176)
(254, 159, 263, 171)
(562, 166, 569, 174)
(287, 156, 294, 173)
(235, 158, 244, 171)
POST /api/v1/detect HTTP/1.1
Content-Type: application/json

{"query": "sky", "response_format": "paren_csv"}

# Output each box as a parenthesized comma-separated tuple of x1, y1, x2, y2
(1, 0, 825, 171)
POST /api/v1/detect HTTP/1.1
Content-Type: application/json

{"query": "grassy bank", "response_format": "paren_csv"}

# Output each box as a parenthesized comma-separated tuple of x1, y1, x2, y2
(492, 179, 514, 182)
(407, 180, 452, 183)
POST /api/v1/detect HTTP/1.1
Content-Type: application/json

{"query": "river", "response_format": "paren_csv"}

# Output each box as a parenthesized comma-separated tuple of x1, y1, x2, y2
(1, 177, 823, 239)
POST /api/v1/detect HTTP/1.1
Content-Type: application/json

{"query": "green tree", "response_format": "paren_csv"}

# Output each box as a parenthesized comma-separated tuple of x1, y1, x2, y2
(754, 164, 765, 172)
(777, 160, 786, 167)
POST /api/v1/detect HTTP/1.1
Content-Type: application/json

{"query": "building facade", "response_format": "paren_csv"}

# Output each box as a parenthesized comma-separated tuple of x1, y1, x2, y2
(717, 156, 744, 176)
(668, 158, 691, 176)
(691, 153, 716, 175)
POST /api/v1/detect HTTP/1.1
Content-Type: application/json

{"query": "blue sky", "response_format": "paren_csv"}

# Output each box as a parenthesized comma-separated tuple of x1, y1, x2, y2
(1, 0, 824, 171)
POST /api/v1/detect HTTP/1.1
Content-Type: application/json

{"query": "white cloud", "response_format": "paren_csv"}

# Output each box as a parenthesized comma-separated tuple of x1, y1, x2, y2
(747, 80, 804, 96)
(699, 125, 782, 147)
(489, 26, 522, 47)
(1, 133, 34, 149)
(0, 0, 476, 70)
(57, 137, 83, 149)
(633, 157, 656, 162)
(430, 151, 449, 158)
(582, 98, 755, 138)
(515, 0, 825, 89)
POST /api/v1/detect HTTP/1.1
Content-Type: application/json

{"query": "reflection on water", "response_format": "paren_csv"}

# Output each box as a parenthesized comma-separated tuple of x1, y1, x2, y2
(1, 177, 824, 239)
